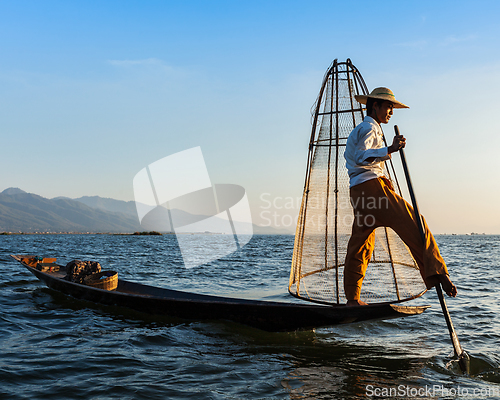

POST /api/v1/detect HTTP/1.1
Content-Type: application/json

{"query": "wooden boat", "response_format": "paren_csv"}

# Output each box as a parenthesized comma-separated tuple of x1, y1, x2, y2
(11, 254, 429, 332)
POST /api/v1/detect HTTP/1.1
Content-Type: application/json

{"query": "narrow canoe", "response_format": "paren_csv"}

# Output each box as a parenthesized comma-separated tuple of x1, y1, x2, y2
(11, 255, 430, 332)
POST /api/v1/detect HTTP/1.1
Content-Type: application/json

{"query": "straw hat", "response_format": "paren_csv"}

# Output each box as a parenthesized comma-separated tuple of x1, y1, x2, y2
(354, 87, 409, 109)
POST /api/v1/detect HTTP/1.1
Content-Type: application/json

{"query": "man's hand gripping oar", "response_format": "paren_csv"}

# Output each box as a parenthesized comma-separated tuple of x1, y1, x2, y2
(394, 125, 470, 374)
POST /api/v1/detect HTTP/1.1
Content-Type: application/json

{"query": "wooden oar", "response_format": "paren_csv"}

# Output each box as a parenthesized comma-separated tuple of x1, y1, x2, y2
(394, 125, 470, 374)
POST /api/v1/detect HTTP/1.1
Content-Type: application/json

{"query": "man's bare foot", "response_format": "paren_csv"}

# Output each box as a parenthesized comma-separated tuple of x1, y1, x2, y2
(439, 274, 458, 297)
(346, 300, 368, 306)
(427, 274, 457, 297)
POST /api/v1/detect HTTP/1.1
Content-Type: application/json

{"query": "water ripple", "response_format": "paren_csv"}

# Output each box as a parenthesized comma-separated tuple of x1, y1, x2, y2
(1, 234, 499, 399)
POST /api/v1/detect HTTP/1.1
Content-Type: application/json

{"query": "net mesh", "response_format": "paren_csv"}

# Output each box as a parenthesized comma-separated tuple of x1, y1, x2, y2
(289, 59, 426, 305)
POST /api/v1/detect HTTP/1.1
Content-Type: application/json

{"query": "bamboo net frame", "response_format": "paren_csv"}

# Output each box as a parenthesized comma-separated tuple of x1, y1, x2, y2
(289, 59, 427, 305)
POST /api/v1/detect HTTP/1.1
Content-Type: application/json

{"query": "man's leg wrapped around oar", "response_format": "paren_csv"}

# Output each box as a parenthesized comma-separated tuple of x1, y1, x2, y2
(344, 176, 455, 303)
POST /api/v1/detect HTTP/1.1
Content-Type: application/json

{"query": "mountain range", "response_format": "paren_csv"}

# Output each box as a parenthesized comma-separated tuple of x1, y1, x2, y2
(0, 188, 141, 233)
(0, 188, 287, 234)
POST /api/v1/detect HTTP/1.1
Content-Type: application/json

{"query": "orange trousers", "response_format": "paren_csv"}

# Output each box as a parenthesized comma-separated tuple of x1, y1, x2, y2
(344, 177, 449, 301)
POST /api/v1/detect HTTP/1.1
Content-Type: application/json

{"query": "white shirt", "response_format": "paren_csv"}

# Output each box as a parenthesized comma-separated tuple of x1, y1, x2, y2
(344, 116, 391, 188)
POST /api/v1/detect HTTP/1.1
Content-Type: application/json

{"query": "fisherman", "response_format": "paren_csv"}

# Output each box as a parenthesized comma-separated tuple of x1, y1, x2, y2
(343, 87, 457, 306)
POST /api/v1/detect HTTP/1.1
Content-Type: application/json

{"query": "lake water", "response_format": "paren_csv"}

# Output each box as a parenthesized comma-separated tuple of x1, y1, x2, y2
(1, 234, 499, 399)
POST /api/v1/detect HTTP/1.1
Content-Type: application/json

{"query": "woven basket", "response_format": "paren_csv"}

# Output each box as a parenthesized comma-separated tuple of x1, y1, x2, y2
(84, 271, 118, 291)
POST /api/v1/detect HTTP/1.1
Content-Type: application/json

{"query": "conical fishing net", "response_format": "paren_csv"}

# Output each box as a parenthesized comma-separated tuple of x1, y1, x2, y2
(289, 59, 427, 305)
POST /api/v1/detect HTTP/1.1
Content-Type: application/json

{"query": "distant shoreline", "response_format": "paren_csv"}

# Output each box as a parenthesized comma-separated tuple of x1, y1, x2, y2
(0, 232, 497, 236)
(0, 231, 173, 235)
(0, 231, 287, 235)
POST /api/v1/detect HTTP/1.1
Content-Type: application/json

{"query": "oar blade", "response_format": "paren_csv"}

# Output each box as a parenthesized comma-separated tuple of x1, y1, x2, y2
(459, 351, 471, 375)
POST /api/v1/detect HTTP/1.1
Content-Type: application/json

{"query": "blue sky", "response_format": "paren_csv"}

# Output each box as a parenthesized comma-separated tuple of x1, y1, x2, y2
(1, 0, 500, 233)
